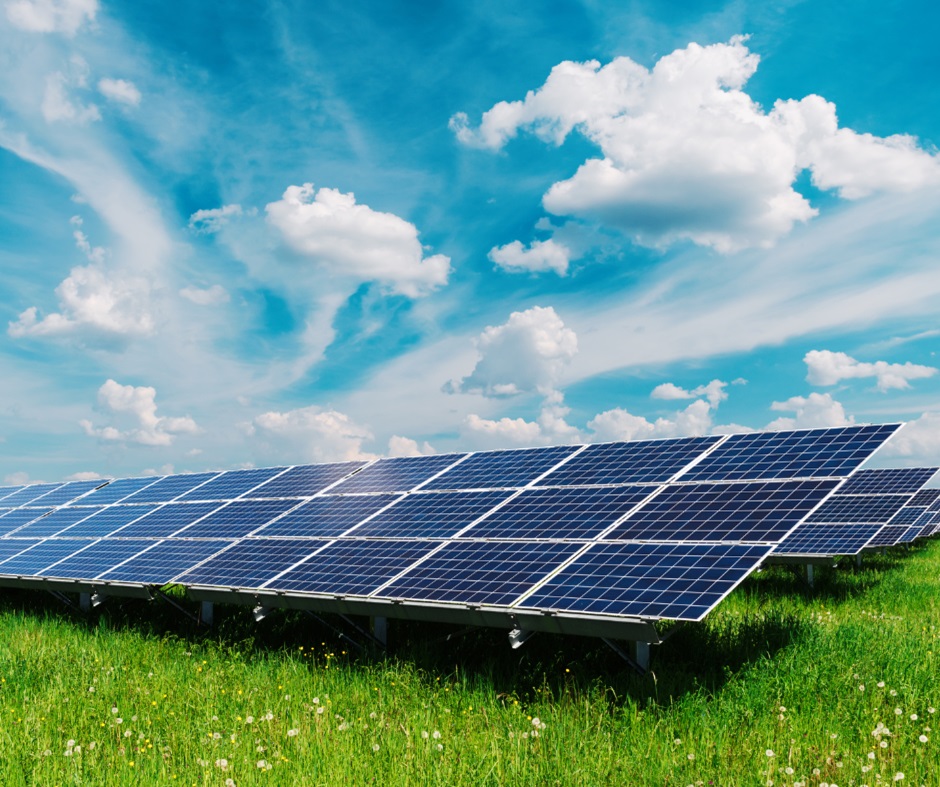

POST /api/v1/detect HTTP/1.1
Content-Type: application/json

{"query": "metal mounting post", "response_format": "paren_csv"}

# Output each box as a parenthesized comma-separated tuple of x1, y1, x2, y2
(371, 616, 388, 647)
(856, 553, 863, 569)
(508, 628, 536, 649)
(805, 563, 815, 588)
(79, 592, 91, 612)
(602, 637, 651, 674)
(154, 590, 202, 624)
(200, 601, 214, 627)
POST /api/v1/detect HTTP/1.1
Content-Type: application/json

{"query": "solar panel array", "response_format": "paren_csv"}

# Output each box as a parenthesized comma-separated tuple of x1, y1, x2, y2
(0, 425, 912, 635)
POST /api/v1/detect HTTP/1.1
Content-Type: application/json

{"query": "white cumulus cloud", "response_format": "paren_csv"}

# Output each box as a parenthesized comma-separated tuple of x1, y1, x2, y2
(97, 78, 141, 106)
(80, 379, 199, 446)
(180, 284, 229, 306)
(651, 379, 729, 407)
(804, 349, 937, 392)
(246, 405, 376, 464)
(387, 435, 436, 457)
(188, 204, 243, 233)
(5, 0, 96, 35)
(589, 399, 715, 442)
(266, 183, 450, 298)
(766, 392, 854, 431)
(488, 238, 571, 275)
(42, 68, 99, 124)
(881, 413, 940, 460)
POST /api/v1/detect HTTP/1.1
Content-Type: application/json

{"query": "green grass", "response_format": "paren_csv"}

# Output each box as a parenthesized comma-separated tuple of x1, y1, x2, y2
(1, 542, 939, 785)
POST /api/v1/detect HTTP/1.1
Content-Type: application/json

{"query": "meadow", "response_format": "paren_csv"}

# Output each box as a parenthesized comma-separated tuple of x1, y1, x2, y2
(0, 542, 938, 786)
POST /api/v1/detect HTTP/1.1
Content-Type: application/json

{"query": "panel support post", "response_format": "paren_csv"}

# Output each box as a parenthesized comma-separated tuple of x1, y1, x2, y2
(508, 628, 536, 649)
(371, 616, 387, 647)
(200, 601, 214, 627)
(601, 637, 651, 674)
(79, 592, 91, 613)
(855, 553, 863, 569)
(804, 564, 814, 588)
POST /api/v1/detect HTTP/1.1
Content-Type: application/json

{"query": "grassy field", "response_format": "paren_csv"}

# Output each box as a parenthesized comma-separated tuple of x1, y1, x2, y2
(0, 542, 938, 786)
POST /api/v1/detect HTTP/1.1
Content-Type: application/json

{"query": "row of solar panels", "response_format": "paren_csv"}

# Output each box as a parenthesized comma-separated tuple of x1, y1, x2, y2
(0, 424, 931, 632)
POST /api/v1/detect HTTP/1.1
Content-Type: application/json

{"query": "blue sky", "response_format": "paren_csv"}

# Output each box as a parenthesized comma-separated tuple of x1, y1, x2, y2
(2, 0, 940, 482)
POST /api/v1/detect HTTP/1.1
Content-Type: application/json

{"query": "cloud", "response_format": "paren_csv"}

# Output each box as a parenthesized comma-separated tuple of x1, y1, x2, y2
(464, 391, 581, 448)
(188, 204, 243, 234)
(447, 305, 577, 396)
(80, 379, 199, 446)
(265, 184, 450, 298)
(387, 435, 436, 457)
(180, 284, 230, 306)
(651, 379, 729, 407)
(881, 413, 940, 459)
(766, 392, 853, 431)
(5, 0, 97, 35)
(4, 471, 31, 485)
(65, 470, 106, 481)
(804, 349, 937, 392)
(588, 399, 715, 442)
(246, 405, 376, 464)
(42, 67, 99, 124)
(464, 413, 543, 445)
(454, 37, 940, 253)
(488, 239, 571, 275)
(97, 77, 141, 106)
(73, 228, 106, 264)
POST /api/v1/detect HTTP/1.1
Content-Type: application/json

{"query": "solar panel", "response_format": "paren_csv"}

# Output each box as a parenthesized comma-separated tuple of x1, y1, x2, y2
(29, 479, 105, 507)
(99, 539, 232, 584)
(376, 540, 583, 606)
(0, 539, 90, 575)
(0, 485, 24, 504)
(887, 506, 928, 526)
(76, 476, 162, 506)
(174, 467, 288, 502)
(606, 480, 838, 543)
(422, 445, 580, 490)
(535, 436, 723, 487)
(460, 486, 653, 540)
(0, 507, 53, 536)
(266, 539, 441, 596)
(254, 494, 401, 538)
(0, 483, 63, 508)
(330, 454, 464, 494)
(678, 425, 899, 483)
(0, 539, 39, 563)
(897, 525, 923, 544)
(40, 539, 154, 579)
(250, 461, 366, 498)
(178, 538, 331, 588)
(909, 489, 940, 507)
(56, 504, 160, 538)
(808, 494, 910, 524)
(110, 503, 222, 539)
(350, 491, 514, 539)
(118, 472, 221, 504)
(518, 541, 772, 621)
(836, 467, 938, 495)
(8, 506, 103, 538)
(174, 499, 302, 539)
(865, 525, 908, 548)
(772, 523, 883, 557)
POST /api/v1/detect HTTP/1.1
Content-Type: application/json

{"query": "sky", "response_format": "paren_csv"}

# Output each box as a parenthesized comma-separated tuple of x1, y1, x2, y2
(1, 0, 940, 483)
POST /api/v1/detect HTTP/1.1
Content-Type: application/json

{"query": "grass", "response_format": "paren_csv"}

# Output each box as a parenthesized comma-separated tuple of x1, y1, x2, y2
(0, 542, 938, 785)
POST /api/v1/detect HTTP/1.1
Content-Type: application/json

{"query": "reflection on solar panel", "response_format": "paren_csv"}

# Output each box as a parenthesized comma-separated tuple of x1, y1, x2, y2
(252, 462, 365, 498)
(100, 539, 232, 584)
(679, 425, 898, 482)
(808, 494, 909, 523)
(518, 542, 771, 621)
(461, 486, 652, 540)
(175, 467, 287, 501)
(0, 483, 62, 508)
(607, 480, 838, 543)
(9, 506, 102, 538)
(423, 445, 580, 490)
(773, 523, 883, 557)
(176, 499, 301, 539)
(837, 467, 938, 495)
(352, 491, 514, 539)
(331, 454, 463, 494)
(76, 476, 161, 506)
(0, 539, 90, 575)
(258, 495, 401, 538)
(535, 436, 722, 487)
(179, 538, 330, 588)
(866, 526, 909, 548)
(30, 479, 104, 507)
(41, 539, 153, 579)
(113, 503, 222, 539)
(0, 508, 52, 535)
(119, 473, 220, 504)
(377, 540, 582, 605)
(57, 504, 160, 538)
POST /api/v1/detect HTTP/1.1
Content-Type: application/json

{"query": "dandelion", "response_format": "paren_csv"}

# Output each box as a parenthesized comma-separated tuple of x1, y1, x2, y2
(920, 735, 929, 743)
(432, 731, 441, 739)
(256, 760, 268, 769)
(123, 730, 132, 738)
(225, 780, 236, 787)
(115, 718, 123, 725)
(895, 708, 903, 716)
(316, 707, 325, 715)
(215, 758, 229, 770)
(213, 732, 222, 740)
(436, 743, 443, 751)
(859, 685, 865, 692)
(878, 681, 886, 688)
(372, 744, 380, 752)
(687, 753, 695, 761)
(868, 752, 876, 760)
(890, 689, 898, 697)
(880, 741, 888, 748)
(245, 716, 254, 724)
(766, 749, 775, 757)
(893, 774, 904, 782)
(287, 729, 299, 737)
(785, 767, 794, 775)
(531, 717, 541, 727)
(863, 765, 872, 773)
(421, 731, 429, 739)
(312, 697, 320, 704)
(910, 714, 918, 721)
(111, 707, 118, 715)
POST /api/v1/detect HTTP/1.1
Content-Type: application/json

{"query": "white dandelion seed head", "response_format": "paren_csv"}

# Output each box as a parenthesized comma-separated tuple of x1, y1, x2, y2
(421, 731, 429, 739)
(287, 728, 299, 737)
(372, 744, 380, 752)
(316, 706, 325, 715)
(919, 734, 929, 743)
(436, 743, 443, 751)
(765, 749, 775, 757)
(432, 730, 441, 739)
(910, 714, 918, 720)
(893, 773, 904, 782)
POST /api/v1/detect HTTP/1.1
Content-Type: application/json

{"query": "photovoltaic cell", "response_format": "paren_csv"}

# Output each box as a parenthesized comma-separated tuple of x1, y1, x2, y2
(40, 539, 153, 579)
(0, 486, 24, 504)
(461, 486, 654, 540)
(887, 506, 928, 526)
(773, 523, 883, 557)
(377, 540, 582, 606)
(535, 436, 723, 487)
(250, 462, 365, 498)
(422, 445, 580, 491)
(897, 525, 923, 544)
(519, 542, 772, 621)
(0, 539, 39, 563)
(75, 476, 161, 506)
(111, 502, 222, 539)
(909, 489, 940, 507)
(268, 539, 440, 596)
(606, 480, 838, 543)
(808, 494, 909, 524)
(174, 467, 288, 502)
(866, 526, 908, 548)
(119, 472, 220, 504)
(836, 467, 938, 495)
(9, 506, 103, 538)
(99, 539, 232, 584)
(0, 539, 90, 575)
(0, 508, 53, 536)
(678, 425, 899, 483)
(179, 538, 330, 588)
(57, 504, 160, 538)
(330, 454, 464, 494)
(351, 491, 514, 539)
(257, 494, 402, 538)
(0, 483, 63, 508)
(30, 479, 104, 507)
(174, 498, 301, 539)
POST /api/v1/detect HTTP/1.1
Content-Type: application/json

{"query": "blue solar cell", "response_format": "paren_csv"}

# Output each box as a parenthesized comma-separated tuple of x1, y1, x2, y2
(422, 445, 580, 490)
(56, 505, 160, 538)
(678, 425, 899, 482)
(887, 506, 928, 526)
(76, 477, 162, 506)
(0, 539, 90, 575)
(866, 525, 908, 548)
(178, 538, 331, 588)
(897, 525, 923, 544)
(376, 540, 582, 606)
(535, 436, 722, 487)
(251, 462, 366, 498)
(268, 539, 440, 596)
(174, 467, 288, 501)
(0, 485, 25, 504)
(909, 488, 940, 507)
(809, 494, 909, 524)
(606, 480, 838, 543)
(0, 483, 63, 507)
(40, 539, 153, 579)
(257, 494, 402, 538)
(9, 506, 104, 538)
(352, 491, 513, 539)
(119, 472, 221, 504)
(461, 486, 654, 540)
(330, 454, 464, 494)
(837, 467, 938, 495)
(99, 539, 232, 584)
(111, 503, 222, 539)
(30, 480, 105, 507)
(174, 499, 301, 539)
(519, 542, 772, 621)
(774, 523, 883, 556)
(0, 508, 53, 536)
(0, 539, 39, 563)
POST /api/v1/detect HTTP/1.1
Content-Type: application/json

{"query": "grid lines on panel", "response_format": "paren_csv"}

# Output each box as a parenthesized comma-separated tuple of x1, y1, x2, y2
(422, 445, 580, 491)
(40, 539, 154, 579)
(350, 490, 513, 539)
(887, 506, 928, 526)
(110, 503, 222, 539)
(518, 541, 772, 621)
(773, 523, 883, 557)
(256, 494, 401, 538)
(808, 494, 909, 524)
(173, 499, 301, 539)
(897, 525, 923, 544)
(460, 486, 654, 541)
(174, 467, 287, 502)
(909, 489, 940, 507)
(178, 538, 331, 588)
(99, 539, 232, 584)
(866, 526, 908, 548)
(76, 477, 161, 506)
(30, 480, 104, 507)
(0, 508, 53, 536)
(0, 483, 62, 508)
(0, 486, 24, 504)
(57, 505, 160, 538)
(330, 454, 464, 494)
(0, 539, 39, 563)
(118, 472, 220, 504)
(678, 425, 898, 482)
(10, 506, 103, 538)
(250, 462, 366, 499)
(0, 540, 91, 575)
(836, 467, 937, 495)
(376, 540, 583, 606)
(535, 436, 722, 487)
(606, 480, 838, 543)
